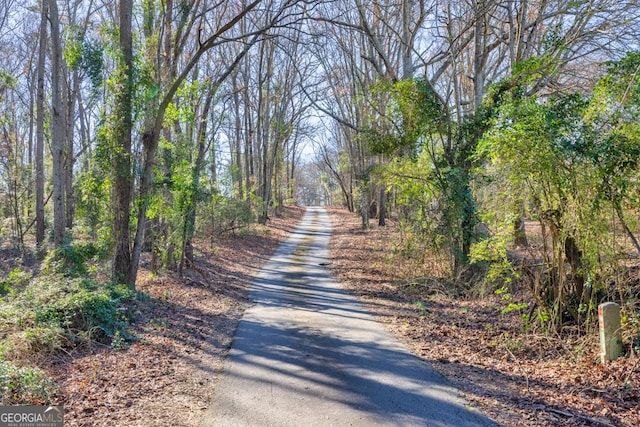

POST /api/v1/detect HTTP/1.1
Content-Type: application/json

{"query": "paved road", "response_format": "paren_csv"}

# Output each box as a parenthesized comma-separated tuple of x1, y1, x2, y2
(201, 207, 496, 427)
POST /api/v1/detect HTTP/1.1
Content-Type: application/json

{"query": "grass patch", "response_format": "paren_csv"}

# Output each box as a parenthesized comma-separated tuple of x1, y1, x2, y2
(0, 268, 32, 298)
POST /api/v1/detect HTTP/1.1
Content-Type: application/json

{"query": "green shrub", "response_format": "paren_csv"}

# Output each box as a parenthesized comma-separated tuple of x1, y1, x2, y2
(0, 275, 133, 355)
(37, 278, 129, 341)
(204, 195, 255, 235)
(0, 359, 58, 405)
(0, 281, 10, 297)
(0, 268, 32, 297)
(21, 326, 66, 355)
(42, 242, 104, 277)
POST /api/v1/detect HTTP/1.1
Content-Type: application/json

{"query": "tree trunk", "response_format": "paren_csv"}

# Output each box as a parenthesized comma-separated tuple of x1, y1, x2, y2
(112, 0, 134, 285)
(261, 135, 279, 224)
(35, 1, 47, 246)
(232, 71, 244, 198)
(64, 71, 78, 230)
(359, 178, 370, 229)
(243, 59, 253, 199)
(256, 37, 274, 224)
(49, 0, 66, 246)
(473, 0, 487, 110)
(513, 200, 528, 247)
(378, 187, 386, 226)
(179, 85, 214, 274)
(564, 235, 585, 312)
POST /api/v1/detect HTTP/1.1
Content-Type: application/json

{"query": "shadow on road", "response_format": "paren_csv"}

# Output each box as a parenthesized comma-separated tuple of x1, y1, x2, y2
(202, 207, 496, 426)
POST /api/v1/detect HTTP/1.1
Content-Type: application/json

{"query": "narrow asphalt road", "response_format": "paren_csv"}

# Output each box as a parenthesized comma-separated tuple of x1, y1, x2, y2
(201, 207, 496, 427)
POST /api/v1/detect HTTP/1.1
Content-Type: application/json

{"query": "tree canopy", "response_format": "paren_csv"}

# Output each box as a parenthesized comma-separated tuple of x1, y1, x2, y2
(0, 0, 638, 332)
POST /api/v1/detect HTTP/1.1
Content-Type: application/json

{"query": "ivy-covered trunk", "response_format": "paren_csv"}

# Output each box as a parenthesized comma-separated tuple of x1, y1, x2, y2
(441, 165, 479, 274)
(112, 0, 134, 286)
(447, 80, 517, 273)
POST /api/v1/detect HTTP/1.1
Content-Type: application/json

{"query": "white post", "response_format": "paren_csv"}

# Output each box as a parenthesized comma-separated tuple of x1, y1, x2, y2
(598, 302, 623, 364)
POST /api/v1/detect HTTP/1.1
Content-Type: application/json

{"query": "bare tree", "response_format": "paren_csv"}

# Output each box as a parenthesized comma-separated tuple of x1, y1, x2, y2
(311, 0, 640, 267)
(123, 0, 309, 286)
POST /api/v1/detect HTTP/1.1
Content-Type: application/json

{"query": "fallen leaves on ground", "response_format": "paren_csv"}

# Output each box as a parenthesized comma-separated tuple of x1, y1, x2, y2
(326, 207, 640, 427)
(49, 206, 306, 427)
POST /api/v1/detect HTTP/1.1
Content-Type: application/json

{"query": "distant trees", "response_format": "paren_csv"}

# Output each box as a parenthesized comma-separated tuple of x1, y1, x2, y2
(303, 0, 640, 331)
(0, 0, 313, 288)
(311, 0, 639, 272)
(1, 0, 639, 325)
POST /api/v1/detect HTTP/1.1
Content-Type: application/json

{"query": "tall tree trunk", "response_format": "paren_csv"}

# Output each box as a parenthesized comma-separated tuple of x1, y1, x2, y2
(473, 0, 487, 110)
(401, 0, 414, 79)
(231, 71, 244, 198)
(112, 0, 134, 285)
(243, 62, 253, 198)
(64, 70, 78, 230)
(35, 1, 47, 246)
(180, 87, 215, 274)
(49, 0, 66, 246)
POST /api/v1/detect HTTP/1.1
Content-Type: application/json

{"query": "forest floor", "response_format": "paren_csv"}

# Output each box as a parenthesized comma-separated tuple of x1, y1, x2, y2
(7, 205, 638, 426)
(326, 207, 640, 427)
(47, 205, 307, 426)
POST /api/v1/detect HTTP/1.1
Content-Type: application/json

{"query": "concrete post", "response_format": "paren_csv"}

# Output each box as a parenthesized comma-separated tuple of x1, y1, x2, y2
(598, 302, 623, 364)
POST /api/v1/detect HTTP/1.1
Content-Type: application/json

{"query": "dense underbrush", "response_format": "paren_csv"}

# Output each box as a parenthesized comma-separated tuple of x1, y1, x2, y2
(0, 242, 135, 405)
